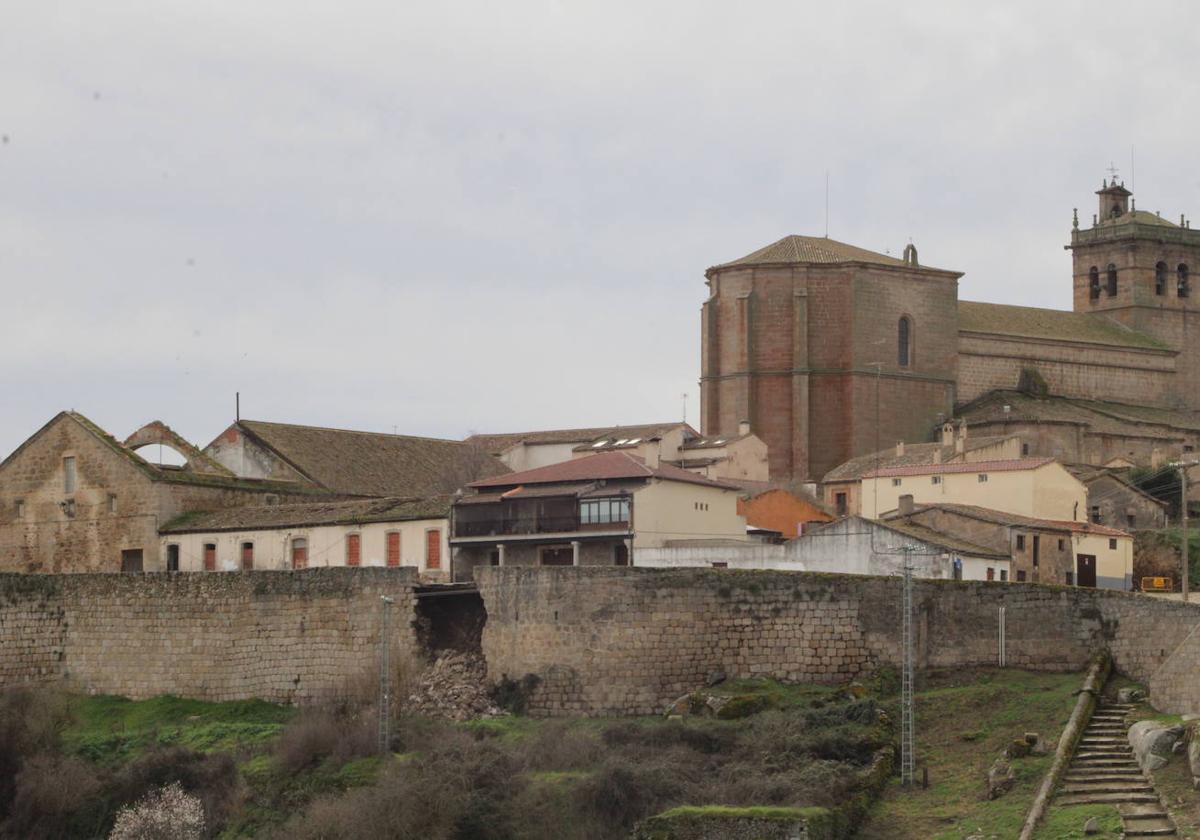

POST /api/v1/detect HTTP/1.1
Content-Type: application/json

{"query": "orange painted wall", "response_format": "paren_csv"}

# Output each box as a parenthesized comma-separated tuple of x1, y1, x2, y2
(738, 489, 833, 539)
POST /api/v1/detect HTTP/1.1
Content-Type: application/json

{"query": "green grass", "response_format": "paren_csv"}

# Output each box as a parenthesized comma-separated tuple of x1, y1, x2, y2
(1033, 804, 1122, 839)
(63, 694, 293, 765)
(857, 669, 1083, 840)
(649, 804, 823, 821)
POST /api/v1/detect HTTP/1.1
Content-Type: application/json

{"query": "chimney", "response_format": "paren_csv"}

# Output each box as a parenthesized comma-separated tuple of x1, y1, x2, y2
(898, 494, 914, 516)
(895, 441, 905, 457)
(644, 441, 660, 468)
(933, 449, 942, 464)
(957, 422, 967, 443)
(738, 420, 751, 437)
(940, 423, 955, 447)
(955, 435, 965, 455)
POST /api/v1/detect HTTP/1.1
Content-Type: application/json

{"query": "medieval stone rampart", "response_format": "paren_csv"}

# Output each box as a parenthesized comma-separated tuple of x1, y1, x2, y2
(2, 566, 1197, 717)
(476, 567, 1200, 716)
(0, 568, 417, 704)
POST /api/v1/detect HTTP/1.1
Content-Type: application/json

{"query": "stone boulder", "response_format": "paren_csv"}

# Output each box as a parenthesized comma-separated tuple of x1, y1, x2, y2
(1117, 687, 1145, 704)
(1129, 720, 1185, 772)
(987, 758, 1015, 799)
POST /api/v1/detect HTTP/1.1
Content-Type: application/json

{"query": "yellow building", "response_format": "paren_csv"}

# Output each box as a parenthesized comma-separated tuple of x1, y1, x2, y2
(859, 457, 1087, 522)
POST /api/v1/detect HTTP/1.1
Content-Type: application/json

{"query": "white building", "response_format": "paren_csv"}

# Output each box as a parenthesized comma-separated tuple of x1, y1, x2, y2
(637, 515, 1012, 582)
(159, 496, 451, 580)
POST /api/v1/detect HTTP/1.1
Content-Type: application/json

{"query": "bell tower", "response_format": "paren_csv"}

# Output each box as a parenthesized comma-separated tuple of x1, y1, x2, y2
(1067, 176, 1200, 410)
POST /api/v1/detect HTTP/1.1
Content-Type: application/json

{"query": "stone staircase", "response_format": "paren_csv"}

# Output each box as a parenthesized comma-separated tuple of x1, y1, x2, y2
(1056, 701, 1177, 837)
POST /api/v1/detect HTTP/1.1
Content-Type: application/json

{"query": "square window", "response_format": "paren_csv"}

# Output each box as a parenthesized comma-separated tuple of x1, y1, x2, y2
(1017, 570, 1027, 582)
(15, 500, 24, 519)
(1000, 569, 1008, 582)
(1109, 538, 1117, 550)
(931, 476, 942, 485)
(977, 474, 988, 483)
(1016, 534, 1025, 551)
(891, 478, 902, 487)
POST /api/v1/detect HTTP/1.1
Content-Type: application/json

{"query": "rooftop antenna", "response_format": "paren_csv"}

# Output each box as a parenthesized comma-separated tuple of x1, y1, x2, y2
(824, 169, 830, 238)
(235, 392, 240, 422)
(682, 392, 688, 425)
(1130, 145, 1135, 194)
(1107, 161, 1120, 182)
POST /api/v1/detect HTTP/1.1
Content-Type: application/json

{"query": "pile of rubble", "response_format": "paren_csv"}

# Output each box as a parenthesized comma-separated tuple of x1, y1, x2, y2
(403, 649, 503, 721)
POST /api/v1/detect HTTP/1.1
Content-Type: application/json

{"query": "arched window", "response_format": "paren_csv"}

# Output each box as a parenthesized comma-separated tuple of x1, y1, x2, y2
(1088, 266, 1100, 300)
(1179, 264, 1191, 298)
(1156, 262, 1168, 296)
(897, 316, 912, 367)
(1106, 264, 1118, 297)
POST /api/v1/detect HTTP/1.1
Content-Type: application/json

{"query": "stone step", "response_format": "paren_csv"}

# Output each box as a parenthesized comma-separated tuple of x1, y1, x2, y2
(1122, 806, 1172, 819)
(1061, 783, 1155, 795)
(1079, 737, 1129, 745)
(1058, 792, 1161, 805)
(1086, 725, 1129, 733)
(1071, 760, 1141, 769)
(1123, 827, 1177, 837)
(1064, 773, 1147, 783)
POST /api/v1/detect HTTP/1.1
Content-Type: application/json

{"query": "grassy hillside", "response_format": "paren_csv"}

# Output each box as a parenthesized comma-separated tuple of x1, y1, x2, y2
(857, 669, 1083, 840)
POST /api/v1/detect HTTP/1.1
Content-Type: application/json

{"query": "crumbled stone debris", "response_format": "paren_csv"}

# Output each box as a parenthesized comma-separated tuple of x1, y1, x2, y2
(403, 650, 503, 721)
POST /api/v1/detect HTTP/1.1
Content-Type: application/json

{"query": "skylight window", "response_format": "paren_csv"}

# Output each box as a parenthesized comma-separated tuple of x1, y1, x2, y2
(591, 441, 607, 448)
(626, 437, 641, 444)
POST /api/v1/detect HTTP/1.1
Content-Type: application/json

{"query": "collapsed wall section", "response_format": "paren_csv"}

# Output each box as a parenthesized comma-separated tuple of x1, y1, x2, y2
(0, 568, 418, 704)
(476, 567, 1200, 716)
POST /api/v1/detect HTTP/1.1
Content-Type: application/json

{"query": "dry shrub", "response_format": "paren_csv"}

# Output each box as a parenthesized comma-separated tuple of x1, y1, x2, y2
(0, 687, 71, 819)
(340, 652, 426, 717)
(3, 753, 101, 840)
(274, 732, 523, 840)
(275, 710, 376, 773)
(516, 720, 602, 773)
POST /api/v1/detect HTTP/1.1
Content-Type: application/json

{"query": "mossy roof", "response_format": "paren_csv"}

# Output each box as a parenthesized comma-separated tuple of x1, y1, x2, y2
(958, 301, 1170, 351)
(160, 495, 451, 533)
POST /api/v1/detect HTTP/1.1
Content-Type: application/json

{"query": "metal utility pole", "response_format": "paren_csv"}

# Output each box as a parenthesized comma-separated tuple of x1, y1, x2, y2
(1181, 467, 1190, 603)
(1170, 462, 1196, 603)
(900, 547, 916, 786)
(378, 595, 394, 754)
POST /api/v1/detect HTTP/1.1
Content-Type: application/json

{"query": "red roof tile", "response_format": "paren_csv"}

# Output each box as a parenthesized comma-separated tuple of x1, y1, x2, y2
(467, 451, 741, 491)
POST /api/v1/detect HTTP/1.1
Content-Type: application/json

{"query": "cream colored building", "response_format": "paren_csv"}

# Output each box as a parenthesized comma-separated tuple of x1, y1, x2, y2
(860, 457, 1087, 522)
(451, 450, 748, 580)
(465, 421, 770, 483)
(159, 497, 451, 580)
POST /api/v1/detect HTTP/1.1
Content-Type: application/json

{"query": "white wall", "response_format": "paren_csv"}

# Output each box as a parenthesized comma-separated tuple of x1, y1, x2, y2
(637, 518, 1009, 581)
(162, 518, 449, 576)
(500, 443, 578, 471)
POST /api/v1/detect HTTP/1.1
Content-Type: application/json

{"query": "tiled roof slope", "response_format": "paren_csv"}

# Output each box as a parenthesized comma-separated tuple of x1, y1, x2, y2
(958, 391, 1200, 437)
(0, 412, 320, 495)
(880, 519, 1010, 559)
(822, 435, 1018, 483)
(958, 301, 1169, 351)
(861, 457, 1054, 480)
(468, 451, 740, 491)
(237, 420, 509, 497)
(161, 495, 451, 533)
(465, 422, 694, 456)
(715, 235, 912, 270)
(892, 502, 1132, 538)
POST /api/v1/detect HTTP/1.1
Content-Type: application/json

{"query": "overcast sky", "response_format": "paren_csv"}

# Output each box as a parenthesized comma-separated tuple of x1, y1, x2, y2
(3, 2, 1198, 460)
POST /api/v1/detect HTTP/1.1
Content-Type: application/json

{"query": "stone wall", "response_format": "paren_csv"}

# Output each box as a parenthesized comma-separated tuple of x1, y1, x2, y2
(476, 567, 1200, 716)
(1148, 621, 1200, 716)
(0, 568, 418, 704)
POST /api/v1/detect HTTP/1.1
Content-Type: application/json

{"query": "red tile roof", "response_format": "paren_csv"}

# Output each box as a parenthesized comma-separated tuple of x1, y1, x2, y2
(467, 451, 741, 491)
(862, 457, 1056, 479)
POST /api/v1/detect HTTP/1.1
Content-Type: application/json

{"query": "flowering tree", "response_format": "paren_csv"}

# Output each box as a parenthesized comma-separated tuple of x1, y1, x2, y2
(108, 782, 205, 840)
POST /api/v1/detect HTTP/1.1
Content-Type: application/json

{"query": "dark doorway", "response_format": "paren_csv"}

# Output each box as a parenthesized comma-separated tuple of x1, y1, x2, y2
(166, 544, 180, 572)
(613, 544, 629, 566)
(121, 549, 143, 573)
(540, 546, 573, 566)
(1076, 554, 1097, 588)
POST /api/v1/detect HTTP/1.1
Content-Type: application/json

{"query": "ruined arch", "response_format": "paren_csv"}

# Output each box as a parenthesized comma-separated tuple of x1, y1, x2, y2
(124, 421, 233, 475)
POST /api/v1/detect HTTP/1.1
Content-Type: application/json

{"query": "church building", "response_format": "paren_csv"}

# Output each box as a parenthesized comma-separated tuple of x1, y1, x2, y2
(700, 180, 1200, 482)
